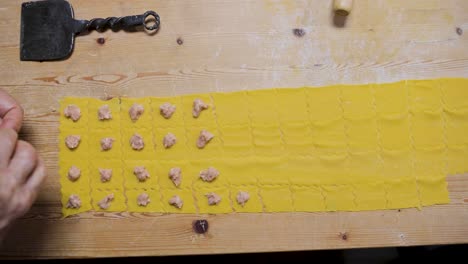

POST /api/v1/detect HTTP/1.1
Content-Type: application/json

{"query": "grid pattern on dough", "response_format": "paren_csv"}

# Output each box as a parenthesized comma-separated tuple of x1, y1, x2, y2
(59, 78, 468, 216)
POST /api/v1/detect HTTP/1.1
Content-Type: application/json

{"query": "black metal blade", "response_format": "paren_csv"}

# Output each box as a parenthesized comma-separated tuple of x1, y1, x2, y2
(20, 0, 76, 61)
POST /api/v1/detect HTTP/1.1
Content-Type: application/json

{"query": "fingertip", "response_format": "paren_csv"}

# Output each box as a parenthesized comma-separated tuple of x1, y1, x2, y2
(0, 116, 23, 133)
(0, 127, 18, 168)
(0, 90, 23, 132)
(37, 157, 47, 180)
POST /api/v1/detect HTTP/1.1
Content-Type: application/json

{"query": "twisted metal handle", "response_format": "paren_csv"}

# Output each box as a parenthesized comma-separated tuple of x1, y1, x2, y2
(74, 11, 160, 34)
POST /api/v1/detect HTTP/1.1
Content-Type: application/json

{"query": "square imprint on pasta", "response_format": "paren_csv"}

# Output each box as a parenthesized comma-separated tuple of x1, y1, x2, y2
(123, 160, 158, 189)
(195, 187, 233, 214)
(91, 189, 127, 212)
(260, 185, 292, 212)
(126, 189, 164, 212)
(161, 188, 197, 213)
(61, 188, 92, 217)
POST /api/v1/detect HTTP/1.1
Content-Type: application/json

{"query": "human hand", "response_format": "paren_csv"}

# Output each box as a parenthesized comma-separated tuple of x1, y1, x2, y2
(0, 89, 24, 132)
(0, 90, 46, 243)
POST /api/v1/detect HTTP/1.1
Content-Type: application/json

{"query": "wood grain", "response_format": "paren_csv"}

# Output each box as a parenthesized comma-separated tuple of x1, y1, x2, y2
(0, 0, 467, 259)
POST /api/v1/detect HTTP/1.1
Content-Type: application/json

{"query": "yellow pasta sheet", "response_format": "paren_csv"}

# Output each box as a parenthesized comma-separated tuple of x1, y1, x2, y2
(59, 78, 468, 216)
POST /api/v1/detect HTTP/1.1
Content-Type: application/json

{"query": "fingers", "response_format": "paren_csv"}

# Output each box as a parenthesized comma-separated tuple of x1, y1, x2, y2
(12, 159, 46, 219)
(11, 187, 35, 220)
(24, 157, 47, 194)
(0, 89, 24, 133)
(8, 140, 38, 184)
(0, 128, 18, 169)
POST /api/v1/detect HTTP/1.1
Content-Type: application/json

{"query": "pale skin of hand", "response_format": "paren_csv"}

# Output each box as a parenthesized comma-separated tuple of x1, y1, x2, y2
(0, 89, 46, 243)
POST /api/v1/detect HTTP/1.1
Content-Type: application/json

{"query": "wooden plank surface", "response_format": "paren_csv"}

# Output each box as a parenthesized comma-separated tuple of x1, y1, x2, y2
(1, 0, 468, 259)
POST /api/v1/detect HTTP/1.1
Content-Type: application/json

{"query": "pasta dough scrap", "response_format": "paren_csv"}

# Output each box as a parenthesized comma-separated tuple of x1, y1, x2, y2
(64, 105, 81, 122)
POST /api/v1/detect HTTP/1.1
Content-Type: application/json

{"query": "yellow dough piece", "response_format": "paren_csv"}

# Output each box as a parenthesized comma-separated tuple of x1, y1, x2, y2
(353, 182, 387, 211)
(60, 78, 468, 216)
(260, 185, 293, 212)
(291, 185, 326, 212)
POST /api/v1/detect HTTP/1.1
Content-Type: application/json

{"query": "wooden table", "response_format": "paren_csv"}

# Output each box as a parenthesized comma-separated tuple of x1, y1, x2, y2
(1, 0, 467, 259)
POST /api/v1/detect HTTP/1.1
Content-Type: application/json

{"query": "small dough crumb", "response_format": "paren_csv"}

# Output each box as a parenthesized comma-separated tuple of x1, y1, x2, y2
(137, 193, 150, 206)
(129, 103, 144, 121)
(134, 166, 150, 182)
(168, 167, 182, 187)
(169, 195, 183, 209)
(205, 192, 221, 205)
(196, 130, 214, 149)
(97, 193, 114, 210)
(68, 166, 81, 181)
(65, 135, 81, 149)
(236, 191, 250, 207)
(163, 133, 177, 148)
(193, 99, 208, 118)
(64, 105, 81, 122)
(130, 133, 144, 150)
(160, 102, 176, 119)
(100, 137, 114, 151)
(99, 168, 112, 182)
(98, 105, 112, 120)
(66, 194, 81, 209)
(199, 167, 219, 182)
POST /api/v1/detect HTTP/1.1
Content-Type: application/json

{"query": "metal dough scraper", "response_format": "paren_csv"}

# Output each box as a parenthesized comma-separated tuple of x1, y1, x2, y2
(20, 0, 160, 61)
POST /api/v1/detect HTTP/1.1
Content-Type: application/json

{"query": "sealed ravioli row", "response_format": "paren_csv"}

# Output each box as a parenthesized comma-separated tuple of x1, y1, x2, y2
(61, 177, 448, 216)
(60, 153, 449, 190)
(61, 96, 213, 128)
(60, 79, 468, 129)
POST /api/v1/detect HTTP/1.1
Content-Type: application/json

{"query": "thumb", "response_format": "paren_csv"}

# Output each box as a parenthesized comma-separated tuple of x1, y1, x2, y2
(0, 113, 22, 133)
(0, 90, 24, 133)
